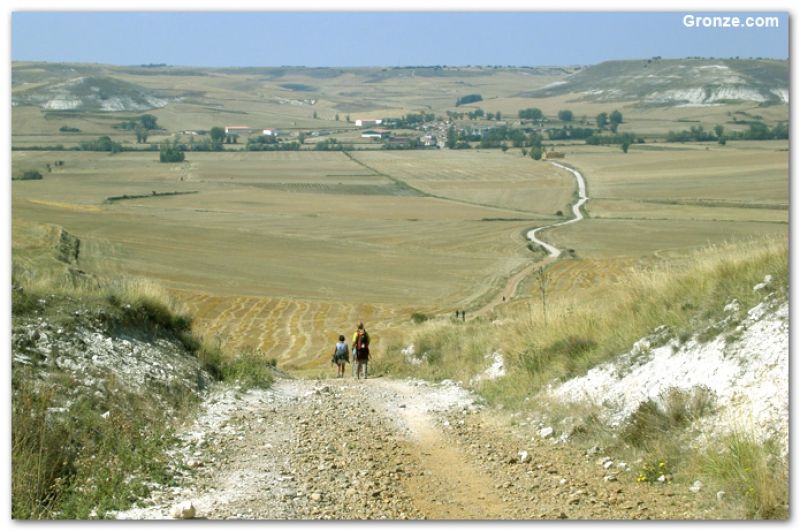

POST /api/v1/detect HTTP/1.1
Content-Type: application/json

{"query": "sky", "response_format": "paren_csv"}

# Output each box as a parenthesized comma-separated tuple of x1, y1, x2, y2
(11, 11, 789, 67)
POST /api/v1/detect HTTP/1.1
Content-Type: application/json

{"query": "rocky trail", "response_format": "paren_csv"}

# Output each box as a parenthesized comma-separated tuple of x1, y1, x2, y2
(113, 375, 721, 521)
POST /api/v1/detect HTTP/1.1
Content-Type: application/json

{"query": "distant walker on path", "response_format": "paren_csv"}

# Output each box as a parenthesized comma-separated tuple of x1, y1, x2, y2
(352, 322, 370, 379)
(332, 334, 349, 378)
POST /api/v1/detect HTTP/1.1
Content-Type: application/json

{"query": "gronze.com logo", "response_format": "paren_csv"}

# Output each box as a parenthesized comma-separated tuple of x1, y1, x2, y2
(683, 15, 780, 29)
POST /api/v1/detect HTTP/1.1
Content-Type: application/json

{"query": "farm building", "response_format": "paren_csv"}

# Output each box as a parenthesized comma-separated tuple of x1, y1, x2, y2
(421, 134, 438, 147)
(225, 125, 258, 136)
(544, 151, 565, 159)
(361, 129, 390, 139)
(355, 119, 383, 127)
(262, 128, 278, 136)
(386, 136, 416, 148)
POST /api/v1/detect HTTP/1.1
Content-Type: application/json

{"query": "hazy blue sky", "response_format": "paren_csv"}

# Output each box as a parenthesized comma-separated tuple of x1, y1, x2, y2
(12, 12, 789, 67)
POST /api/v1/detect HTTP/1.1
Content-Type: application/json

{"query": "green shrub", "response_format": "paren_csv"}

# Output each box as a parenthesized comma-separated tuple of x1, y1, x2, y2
(159, 143, 185, 163)
(410, 312, 429, 324)
(14, 170, 43, 181)
(220, 348, 275, 389)
(700, 433, 788, 519)
(12, 369, 186, 519)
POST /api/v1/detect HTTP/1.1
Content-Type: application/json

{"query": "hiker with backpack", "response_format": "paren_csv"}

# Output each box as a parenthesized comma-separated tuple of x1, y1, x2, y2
(332, 334, 350, 378)
(352, 323, 370, 379)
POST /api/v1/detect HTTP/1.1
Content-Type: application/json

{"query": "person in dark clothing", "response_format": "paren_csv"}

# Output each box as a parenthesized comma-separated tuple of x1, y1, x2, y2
(352, 322, 370, 379)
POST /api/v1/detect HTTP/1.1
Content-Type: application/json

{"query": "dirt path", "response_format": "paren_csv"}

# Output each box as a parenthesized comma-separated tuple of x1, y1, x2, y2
(472, 161, 589, 319)
(112, 376, 723, 521)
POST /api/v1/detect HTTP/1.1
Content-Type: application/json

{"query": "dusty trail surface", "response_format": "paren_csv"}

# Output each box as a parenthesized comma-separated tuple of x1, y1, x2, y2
(474, 161, 589, 319)
(114, 376, 720, 520)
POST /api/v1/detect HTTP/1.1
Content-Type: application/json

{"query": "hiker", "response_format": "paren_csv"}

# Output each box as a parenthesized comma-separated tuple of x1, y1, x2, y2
(352, 322, 370, 379)
(332, 334, 349, 378)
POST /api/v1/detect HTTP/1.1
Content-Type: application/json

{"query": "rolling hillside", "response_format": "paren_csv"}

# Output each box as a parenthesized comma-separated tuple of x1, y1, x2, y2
(11, 75, 169, 112)
(524, 58, 789, 106)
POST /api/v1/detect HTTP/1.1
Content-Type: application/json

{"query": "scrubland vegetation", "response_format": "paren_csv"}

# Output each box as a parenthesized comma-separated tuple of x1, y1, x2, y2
(374, 237, 788, 518)
(11, 222, 275, 518)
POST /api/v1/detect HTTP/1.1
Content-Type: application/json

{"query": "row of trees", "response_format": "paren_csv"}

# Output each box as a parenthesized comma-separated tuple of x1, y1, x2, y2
(455, 94, 482, 106)
(246, 136, 301, 151)
(547, 126, 596, 140)
(446, 125, 544, 150)
(115, 114, 161, 144)
(596, 110, 624, 131)
(79, 136, 123, 153)
(666, 122, 788, 143)
(383, 112, 436, 129)
(518, 108, 577, 123)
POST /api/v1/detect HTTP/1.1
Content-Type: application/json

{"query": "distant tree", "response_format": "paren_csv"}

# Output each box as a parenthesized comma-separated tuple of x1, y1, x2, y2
(446, 126, 457, 149)
(771, 122, 788, 139)
(135, 126, 148, 144)
(531, 147, 543, 160)
(210, 127, 226, 144)
(486, 112, 495, 121)
(346, 115, 351, 123)
(609, 110, 623, 127)
(558, 110, 573, 122)
(610, 122, 619, 133)
(496, 111, 502, 121)
(718, 137, 727, 145)
(298, 132, 306, 144)
(313, 111, 318, 119)
(159, 141, 185, 163)
(596, 112, 609, 129)
(714, 124, 725, 138)
(139, 114, 159, 130)
(521, 148, 528, 157)
(621, 140, 631, 153)
(14, 169, 43, 181)
(519, 108, 543, 120)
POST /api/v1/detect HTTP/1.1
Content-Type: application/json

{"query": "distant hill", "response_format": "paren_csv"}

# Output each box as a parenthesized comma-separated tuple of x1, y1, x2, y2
(12, 75, 169, 112)
(522, 58, 789, 106)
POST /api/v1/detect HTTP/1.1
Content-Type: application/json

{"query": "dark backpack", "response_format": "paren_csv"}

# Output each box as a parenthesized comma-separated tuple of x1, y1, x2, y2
(357, 331, 370, 352)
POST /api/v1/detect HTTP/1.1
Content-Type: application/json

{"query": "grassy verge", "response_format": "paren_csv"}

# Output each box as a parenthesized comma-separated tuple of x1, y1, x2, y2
(11, 222, 276, 518)
(11, 367, 191, 519)
(375, 237, 788, 518)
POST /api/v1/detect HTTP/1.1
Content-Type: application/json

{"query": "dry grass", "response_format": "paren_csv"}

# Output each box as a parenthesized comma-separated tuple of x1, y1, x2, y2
(380, 237, 787, 407)
(696, 433, 788, 519)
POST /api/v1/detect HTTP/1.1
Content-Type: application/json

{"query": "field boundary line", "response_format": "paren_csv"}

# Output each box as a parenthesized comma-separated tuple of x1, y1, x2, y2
(343, 151, 560, 217)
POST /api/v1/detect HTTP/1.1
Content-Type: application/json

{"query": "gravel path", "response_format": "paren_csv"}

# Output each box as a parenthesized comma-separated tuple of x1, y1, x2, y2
(474, 161, 589, 319)
(526, 161, 588, 259)
(112, 375, 730, 520)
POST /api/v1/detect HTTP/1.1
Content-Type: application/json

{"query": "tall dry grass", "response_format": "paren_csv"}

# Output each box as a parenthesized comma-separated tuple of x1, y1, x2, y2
(380, 237, 786, 408)
(377, 237, 787, 519)
(11, 223, 276, 518)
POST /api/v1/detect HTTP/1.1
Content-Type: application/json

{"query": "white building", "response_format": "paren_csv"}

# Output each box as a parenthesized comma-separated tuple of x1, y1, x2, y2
(225, 125, 256, 136)
(355, 119, 383, 127)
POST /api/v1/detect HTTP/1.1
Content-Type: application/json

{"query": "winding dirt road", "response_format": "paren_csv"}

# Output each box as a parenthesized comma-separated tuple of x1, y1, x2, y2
(472, 161, 589, 318)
